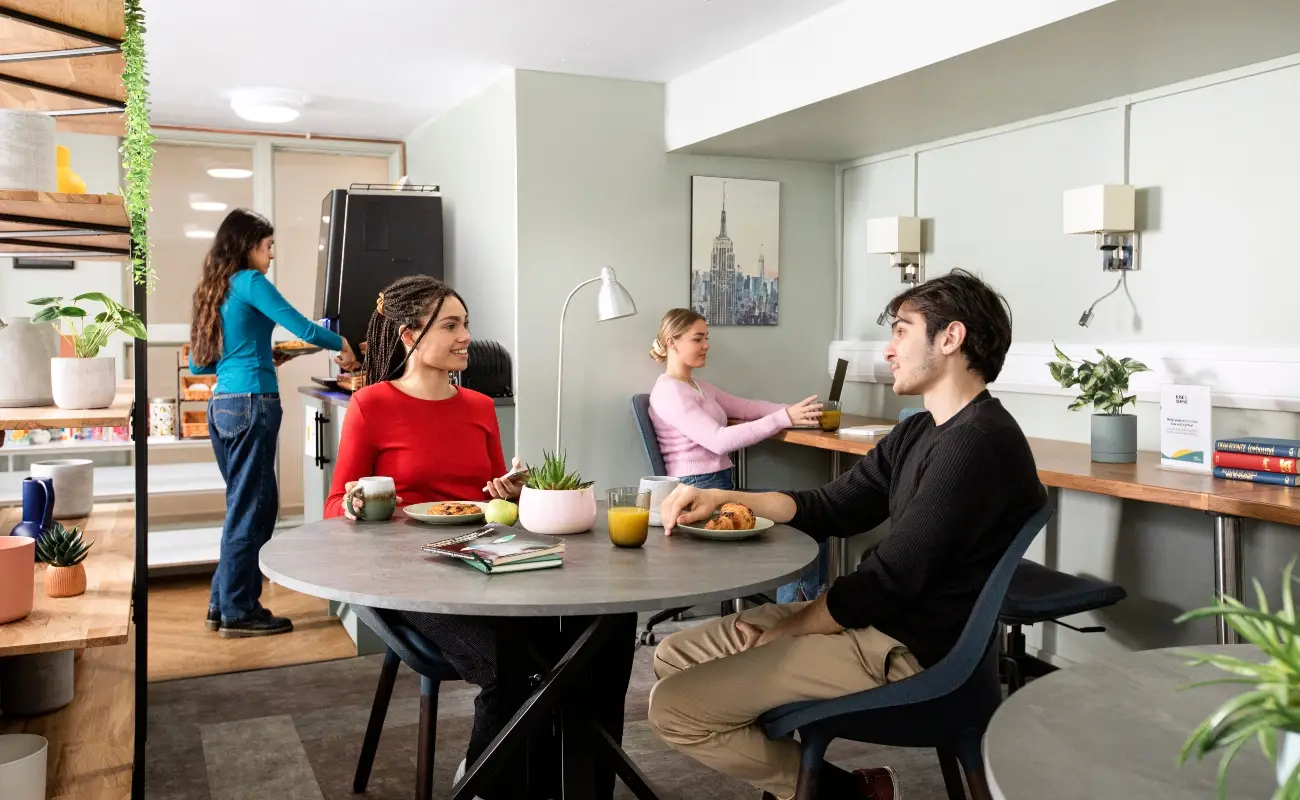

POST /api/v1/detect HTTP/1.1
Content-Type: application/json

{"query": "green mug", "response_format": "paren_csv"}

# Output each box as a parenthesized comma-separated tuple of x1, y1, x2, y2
(348, 476, 396, 521)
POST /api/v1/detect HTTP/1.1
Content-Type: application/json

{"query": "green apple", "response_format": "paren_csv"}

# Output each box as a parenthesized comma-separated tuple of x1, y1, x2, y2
(484, 498, 518, 526)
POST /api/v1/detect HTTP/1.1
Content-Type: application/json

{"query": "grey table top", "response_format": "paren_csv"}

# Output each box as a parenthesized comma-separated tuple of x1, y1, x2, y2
(985, 644, 1276, 799)
(259, 509, 819, 617)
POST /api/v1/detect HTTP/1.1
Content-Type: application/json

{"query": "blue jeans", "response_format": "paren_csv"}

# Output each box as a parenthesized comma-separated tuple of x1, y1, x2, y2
(678, 469, 829, 602)
(208, 393, 283, 623)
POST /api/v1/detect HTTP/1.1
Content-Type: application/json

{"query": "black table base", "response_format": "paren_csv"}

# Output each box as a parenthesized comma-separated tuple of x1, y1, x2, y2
(453, 615, 662, 800)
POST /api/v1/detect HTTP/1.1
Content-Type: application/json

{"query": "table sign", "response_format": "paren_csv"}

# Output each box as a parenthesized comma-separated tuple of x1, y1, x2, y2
(1160, 384, 1212, 473)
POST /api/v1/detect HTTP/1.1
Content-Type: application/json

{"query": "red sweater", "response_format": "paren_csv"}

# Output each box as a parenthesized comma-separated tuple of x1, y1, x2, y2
(324, 382, 506, 519)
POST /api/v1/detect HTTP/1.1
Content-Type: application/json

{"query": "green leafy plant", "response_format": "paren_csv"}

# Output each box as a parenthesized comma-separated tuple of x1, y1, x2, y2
(1047, 343, 1150, 415)
(119, 0, 156, 291)
(36, 522, 94, 567)
(28, 293, 148, 358)
(1175, 558, 1300, 799)
(525, 450, 594, 491)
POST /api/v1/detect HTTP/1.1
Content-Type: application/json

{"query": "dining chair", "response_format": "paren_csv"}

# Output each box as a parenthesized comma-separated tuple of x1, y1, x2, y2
(758, 499, 1055, 800)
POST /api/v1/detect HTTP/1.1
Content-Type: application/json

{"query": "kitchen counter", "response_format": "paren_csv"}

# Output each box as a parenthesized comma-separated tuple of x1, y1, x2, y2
(298, 384, 515, 407)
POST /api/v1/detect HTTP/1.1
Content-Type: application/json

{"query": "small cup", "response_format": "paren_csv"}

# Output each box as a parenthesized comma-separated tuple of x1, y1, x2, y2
(819, 400, 842, 432)
(352, 476, 397, 521)
(638, 476, 680, 527)
(606, 488, 651, 548)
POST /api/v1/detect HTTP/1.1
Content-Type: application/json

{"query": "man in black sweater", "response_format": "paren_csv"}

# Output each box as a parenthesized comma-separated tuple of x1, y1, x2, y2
(647, 270, 1046, 800)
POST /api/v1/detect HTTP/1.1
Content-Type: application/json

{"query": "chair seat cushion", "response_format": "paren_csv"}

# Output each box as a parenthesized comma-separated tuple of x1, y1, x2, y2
(1000, 559, 1127, 623)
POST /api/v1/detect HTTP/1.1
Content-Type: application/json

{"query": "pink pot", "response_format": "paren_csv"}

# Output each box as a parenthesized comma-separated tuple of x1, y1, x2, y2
(0, 537, 35, 624)
(517, 486, 597, 535)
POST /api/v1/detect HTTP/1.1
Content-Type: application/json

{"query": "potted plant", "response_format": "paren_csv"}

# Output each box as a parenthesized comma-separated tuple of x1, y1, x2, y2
(28, 293, 147, 409)
(1176, 559, 1300, 797)
(36, 522, 93, 598)
(518, 450, 597, 535)
(1047, 343, 1150, 463)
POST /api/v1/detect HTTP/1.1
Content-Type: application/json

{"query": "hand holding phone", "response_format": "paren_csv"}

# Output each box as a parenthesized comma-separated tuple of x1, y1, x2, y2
(483, 458, 528, 497)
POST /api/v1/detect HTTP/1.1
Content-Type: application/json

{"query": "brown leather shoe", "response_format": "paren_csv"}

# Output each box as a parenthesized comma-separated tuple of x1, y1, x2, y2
(855, 766, 901, 799)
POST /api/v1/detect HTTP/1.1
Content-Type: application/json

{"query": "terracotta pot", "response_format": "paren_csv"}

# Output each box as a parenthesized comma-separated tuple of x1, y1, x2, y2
(517, 486, 597, 534)
(0, 538, 35, 623)
(45, 563, 85, 598)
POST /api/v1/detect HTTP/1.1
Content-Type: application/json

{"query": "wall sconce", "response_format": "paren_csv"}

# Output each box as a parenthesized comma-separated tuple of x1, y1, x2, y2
(867, 216, 923, 325)
(1063, 184, 1138, 327)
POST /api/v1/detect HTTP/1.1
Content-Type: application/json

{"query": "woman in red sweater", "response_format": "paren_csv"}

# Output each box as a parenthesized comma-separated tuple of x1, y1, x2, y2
(325, 276, 635, 799)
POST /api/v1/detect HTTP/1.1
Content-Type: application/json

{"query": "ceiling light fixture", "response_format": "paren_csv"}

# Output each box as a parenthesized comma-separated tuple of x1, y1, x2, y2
(229, 87, 306, 124)
(185, 230, 216, 240)
(207, 168, 252, 179)
(190, 200, 228, 212)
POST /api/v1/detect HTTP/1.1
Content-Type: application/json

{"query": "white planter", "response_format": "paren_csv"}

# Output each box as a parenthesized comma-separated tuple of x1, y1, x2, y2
(50, 357, 115, 410)
(0, 318, 58, 408)
(0, 109, 55, 191)
(0, 734, 47, 800)
(517, 486, 597, 534)
(30, 459, 94, 519)
(1279, 730, 1300, 787)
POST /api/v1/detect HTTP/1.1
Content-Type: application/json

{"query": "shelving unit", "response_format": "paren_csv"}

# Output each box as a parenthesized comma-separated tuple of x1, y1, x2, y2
(0, 3, 143, 797)
(175, 343, 211, 439)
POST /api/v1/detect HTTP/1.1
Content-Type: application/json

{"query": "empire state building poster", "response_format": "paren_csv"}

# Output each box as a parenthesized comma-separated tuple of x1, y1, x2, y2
(690, 175, 780, 326)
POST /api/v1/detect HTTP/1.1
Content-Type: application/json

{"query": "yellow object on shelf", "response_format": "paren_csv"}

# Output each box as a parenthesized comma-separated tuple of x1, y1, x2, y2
(55, 145, 87, 193)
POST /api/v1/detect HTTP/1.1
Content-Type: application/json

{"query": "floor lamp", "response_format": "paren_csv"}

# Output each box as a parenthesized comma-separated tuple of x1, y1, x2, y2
(556, 266, 636, 452)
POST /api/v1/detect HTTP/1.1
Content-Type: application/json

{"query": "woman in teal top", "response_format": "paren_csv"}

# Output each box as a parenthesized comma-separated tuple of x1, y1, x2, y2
(189, 208, 358, 638)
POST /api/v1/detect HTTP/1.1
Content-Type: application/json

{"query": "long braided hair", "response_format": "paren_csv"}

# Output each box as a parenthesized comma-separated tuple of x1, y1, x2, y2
(364, 275, 466, 386)
(189, 209, 275, 367)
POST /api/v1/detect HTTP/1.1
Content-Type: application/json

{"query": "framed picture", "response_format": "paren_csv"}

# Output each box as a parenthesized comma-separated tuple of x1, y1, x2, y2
(690, 175, 779, 326)
(14, 257, 75, 270)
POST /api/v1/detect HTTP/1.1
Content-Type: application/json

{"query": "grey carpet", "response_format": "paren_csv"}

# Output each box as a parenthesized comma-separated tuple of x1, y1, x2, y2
(146, 616, 954, 799)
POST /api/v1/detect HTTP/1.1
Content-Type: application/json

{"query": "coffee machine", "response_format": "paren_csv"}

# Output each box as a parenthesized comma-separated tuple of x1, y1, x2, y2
(314, 183, 443, 379)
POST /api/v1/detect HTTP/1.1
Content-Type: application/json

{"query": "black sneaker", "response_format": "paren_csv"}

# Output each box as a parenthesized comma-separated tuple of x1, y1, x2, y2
(205, 607, 221, 631)
(219, 612, 293, 638)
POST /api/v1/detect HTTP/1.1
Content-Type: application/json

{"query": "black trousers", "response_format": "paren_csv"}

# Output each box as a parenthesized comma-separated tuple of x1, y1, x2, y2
(403, 611, 637, 799)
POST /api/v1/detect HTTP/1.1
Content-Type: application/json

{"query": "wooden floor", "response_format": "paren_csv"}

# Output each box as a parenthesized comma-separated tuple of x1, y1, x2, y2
(148, 573, 356, 682)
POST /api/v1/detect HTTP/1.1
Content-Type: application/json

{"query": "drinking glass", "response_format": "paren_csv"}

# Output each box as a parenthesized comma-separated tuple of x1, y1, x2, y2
(819, 400, 842, 432)
(606, 488, 651, 548)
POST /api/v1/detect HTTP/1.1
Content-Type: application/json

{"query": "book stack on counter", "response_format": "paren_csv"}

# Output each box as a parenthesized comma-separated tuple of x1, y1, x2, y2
(1212, 438, 1299, 487)
(422, 523, 564, 573)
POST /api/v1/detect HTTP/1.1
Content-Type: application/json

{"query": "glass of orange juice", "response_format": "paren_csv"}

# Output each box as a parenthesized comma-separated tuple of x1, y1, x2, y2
(819, 399, 842, 431)
(607, 488, 651, 548)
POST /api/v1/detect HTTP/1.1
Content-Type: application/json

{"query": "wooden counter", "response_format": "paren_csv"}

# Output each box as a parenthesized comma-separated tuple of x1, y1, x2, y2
(0, 502, 135, 656)
(0, 382, 134, 432)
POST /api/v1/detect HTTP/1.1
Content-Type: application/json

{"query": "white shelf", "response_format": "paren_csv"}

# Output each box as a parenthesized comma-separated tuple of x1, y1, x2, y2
(0, 462, 225, 506)
(1, 437, 210, 456)
(149, 515, 304, 569)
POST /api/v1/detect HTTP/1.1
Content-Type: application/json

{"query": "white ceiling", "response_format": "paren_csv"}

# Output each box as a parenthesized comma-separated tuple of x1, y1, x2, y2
(144, 0, 845, 140)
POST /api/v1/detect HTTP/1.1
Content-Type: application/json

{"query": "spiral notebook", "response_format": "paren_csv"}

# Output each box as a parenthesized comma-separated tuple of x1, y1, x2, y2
(421, 523, 564, 574)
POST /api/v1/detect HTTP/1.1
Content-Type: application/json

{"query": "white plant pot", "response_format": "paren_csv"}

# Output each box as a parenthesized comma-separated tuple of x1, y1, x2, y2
(0, 734, 48, 800)
(50, 357, 115, 410)
(517, 486, 597, 534)
(30, 459, 94, 519)
(0, 318, 58, 408)
(1279, 730, 1300, 787)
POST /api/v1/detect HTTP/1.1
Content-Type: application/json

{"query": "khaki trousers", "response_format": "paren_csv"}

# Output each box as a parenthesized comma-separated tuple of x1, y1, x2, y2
(646, 602, 921, 800)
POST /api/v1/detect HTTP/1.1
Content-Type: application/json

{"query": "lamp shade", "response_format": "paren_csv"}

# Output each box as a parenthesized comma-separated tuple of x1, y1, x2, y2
(596, 266, 636, 321)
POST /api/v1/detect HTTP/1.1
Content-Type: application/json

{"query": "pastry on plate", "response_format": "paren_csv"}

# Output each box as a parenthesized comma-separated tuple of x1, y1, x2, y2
(705, 502, 756, 531)
(428, 501, 482, 516)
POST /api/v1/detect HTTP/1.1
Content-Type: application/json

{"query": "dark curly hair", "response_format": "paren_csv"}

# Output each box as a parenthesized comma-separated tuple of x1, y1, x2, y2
(886, 268, 1013, 383)
(364, 275, 466, 386)
(189, 208, 274, 367)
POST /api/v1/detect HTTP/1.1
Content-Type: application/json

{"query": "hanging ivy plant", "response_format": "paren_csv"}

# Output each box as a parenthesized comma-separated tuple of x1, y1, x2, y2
(119, 0, 156, 291)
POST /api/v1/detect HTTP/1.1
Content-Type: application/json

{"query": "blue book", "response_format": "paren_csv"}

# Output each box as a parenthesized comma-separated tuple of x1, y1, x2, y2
(1214, 437, 1300, 458)
(1212, 466, 1298, 487)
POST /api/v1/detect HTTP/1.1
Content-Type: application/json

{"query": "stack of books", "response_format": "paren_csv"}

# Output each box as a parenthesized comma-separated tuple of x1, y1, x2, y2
(1212, 437, 1299, 487)
(421, 523, 564, 573)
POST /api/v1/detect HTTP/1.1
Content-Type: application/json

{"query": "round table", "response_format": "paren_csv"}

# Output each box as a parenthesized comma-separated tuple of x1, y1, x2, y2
(260, 508, 819, 800)
(259, 511, 819, 617)
(984, 645, 1277, 799)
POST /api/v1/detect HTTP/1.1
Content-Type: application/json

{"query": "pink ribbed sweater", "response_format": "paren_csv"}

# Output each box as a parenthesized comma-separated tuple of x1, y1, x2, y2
(648, 374, 791, 478)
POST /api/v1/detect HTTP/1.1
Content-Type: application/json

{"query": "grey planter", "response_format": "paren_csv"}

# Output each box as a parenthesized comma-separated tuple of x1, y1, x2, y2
(1091, 413, 1137, 463)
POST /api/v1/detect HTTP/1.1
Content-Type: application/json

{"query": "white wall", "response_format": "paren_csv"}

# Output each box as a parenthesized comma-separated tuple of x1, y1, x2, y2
(513, 70, 837, 491)
(838, 58, 1300, 659)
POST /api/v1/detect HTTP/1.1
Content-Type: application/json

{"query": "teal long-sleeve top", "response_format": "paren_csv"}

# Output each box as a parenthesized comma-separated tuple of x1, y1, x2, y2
(189, 269, 343, 394)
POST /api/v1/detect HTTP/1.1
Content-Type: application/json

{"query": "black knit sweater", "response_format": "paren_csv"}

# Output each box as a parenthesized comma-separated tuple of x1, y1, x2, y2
(787, 390, 1045, 667)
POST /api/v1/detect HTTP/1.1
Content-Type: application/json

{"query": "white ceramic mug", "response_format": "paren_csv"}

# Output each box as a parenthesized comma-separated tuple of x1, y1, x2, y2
(638, 476, 681, 526)
(30, 459, 93, 519)
(351, 476, 397, 521)
(0, 734, 47, 800)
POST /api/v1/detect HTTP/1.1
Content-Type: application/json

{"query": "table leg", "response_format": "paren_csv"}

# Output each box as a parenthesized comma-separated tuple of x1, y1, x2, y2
(826, 450, 851, 582)
(735, 446, 748, 490)
(1211, 514, 1244, 645)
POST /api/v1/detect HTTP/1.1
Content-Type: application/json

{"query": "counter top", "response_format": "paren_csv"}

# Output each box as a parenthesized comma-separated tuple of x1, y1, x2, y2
(298, 384, 514, 407)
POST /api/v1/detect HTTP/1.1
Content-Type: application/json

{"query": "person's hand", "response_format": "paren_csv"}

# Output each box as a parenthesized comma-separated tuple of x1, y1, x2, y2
(486, 456, 526, 500)
(785, 395, 823, 427)
(343, 481, 402, 521)
(336, 338, 360, 372)
(661, 485, 722, 536)
(735, 619, 785, 650)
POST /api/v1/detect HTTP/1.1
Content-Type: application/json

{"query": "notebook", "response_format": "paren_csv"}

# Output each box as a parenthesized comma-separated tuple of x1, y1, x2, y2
(421, 523, 564, 574)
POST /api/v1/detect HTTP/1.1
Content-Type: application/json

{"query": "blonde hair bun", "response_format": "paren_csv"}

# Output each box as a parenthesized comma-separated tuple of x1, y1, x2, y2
(651, 308, 705, 364)
(649, 338, 668, 363)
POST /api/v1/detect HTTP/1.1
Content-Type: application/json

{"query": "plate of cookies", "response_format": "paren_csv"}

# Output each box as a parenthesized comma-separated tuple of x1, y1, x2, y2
(676, 502, 773, 541)
(404, 501, 487, 525)
(273, 339, 322, 355)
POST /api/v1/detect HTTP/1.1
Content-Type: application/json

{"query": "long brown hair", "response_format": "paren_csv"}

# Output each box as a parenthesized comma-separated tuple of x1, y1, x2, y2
(364, 275, 466, 386)
(189, 208, 275, 367)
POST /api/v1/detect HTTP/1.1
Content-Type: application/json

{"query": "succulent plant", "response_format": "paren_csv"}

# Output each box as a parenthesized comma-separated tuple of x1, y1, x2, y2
(37, 522, 94, 567)
(525, 450, 593, 491)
